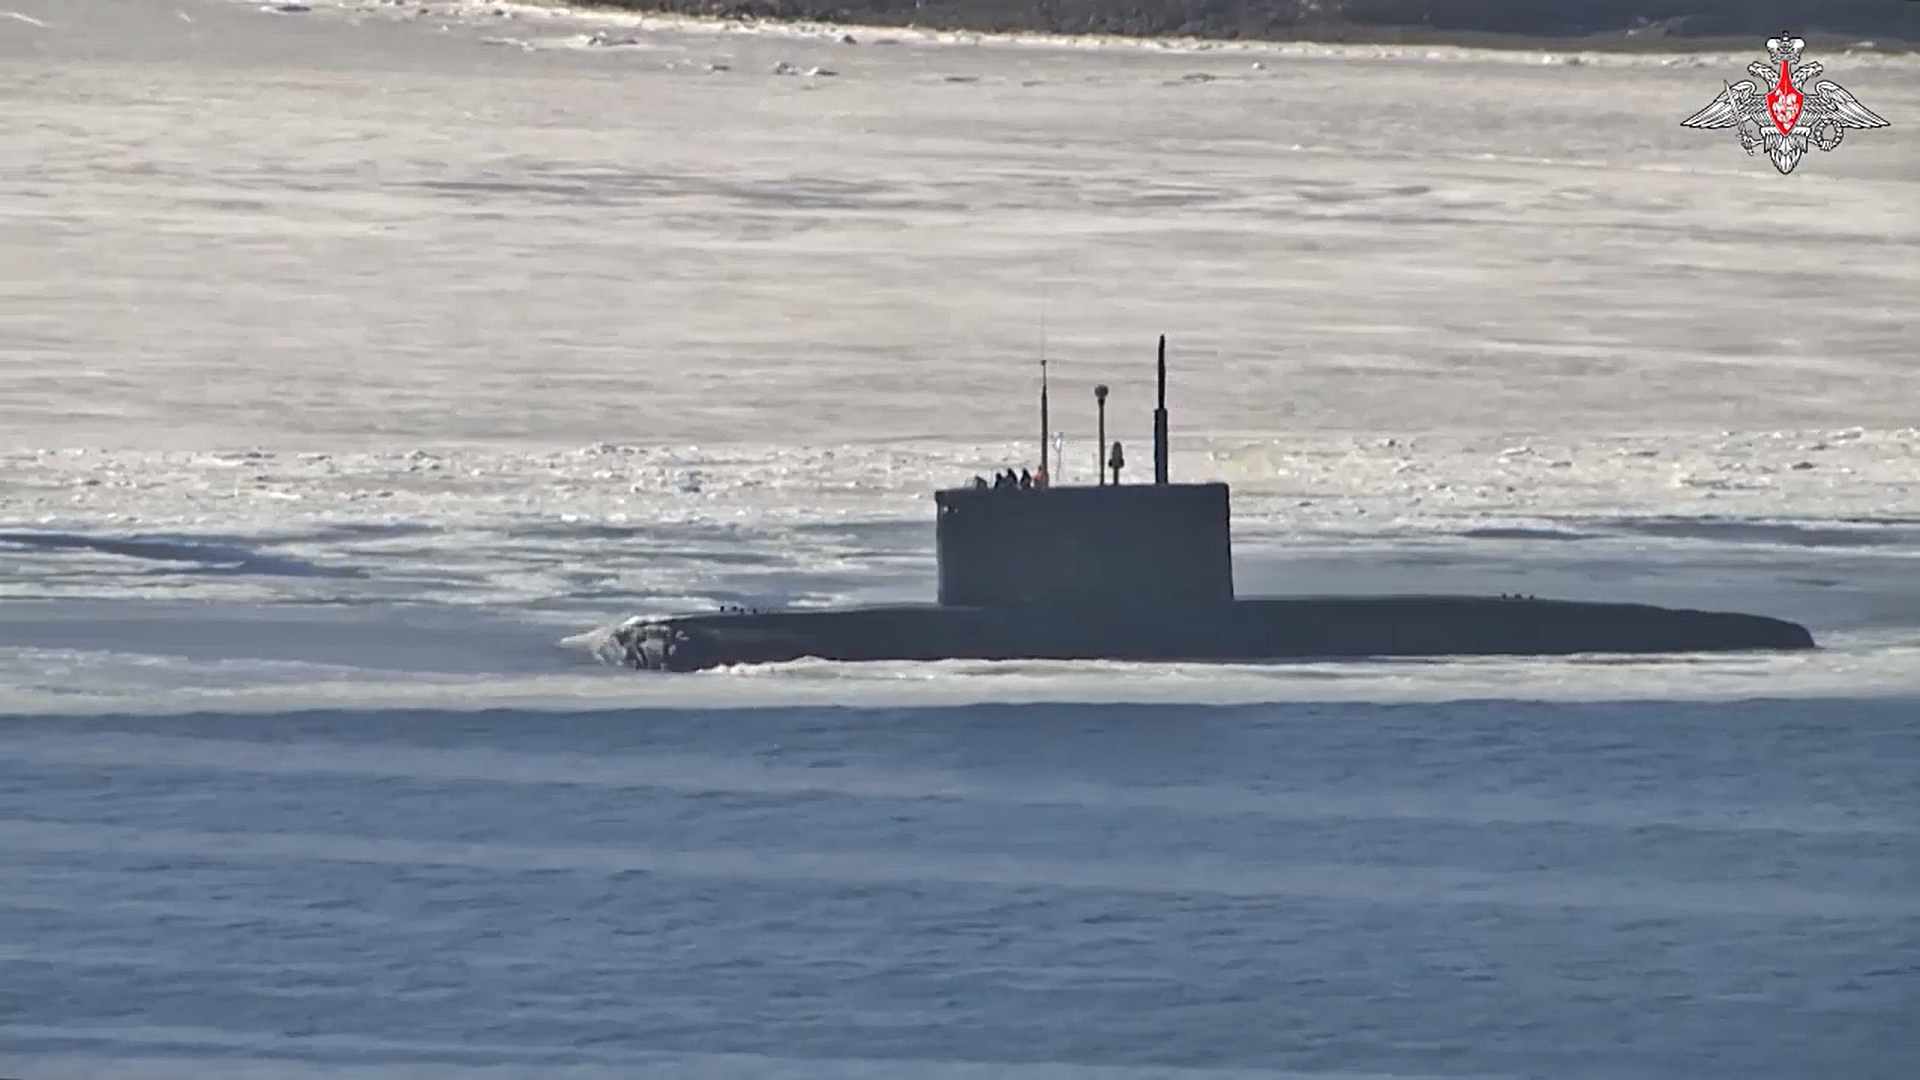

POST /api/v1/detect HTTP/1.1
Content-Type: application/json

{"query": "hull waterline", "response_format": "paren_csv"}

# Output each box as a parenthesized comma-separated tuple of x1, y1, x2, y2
(609, 596, 1816, 672)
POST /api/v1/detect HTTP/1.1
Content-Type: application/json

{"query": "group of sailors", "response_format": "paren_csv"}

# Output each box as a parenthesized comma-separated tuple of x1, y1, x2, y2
(971, 466, 1049, 491)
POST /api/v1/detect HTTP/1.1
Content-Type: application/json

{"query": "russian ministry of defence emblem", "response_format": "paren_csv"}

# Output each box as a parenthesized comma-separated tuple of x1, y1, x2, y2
(1682, 35, 1889, 174)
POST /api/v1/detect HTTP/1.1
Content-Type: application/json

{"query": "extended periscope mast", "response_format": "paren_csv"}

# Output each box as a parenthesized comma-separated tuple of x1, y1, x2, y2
(606, 337, 1814, 672)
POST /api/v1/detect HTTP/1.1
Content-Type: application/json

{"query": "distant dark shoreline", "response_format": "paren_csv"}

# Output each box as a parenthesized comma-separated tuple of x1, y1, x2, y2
(568, 1, 1920, 52)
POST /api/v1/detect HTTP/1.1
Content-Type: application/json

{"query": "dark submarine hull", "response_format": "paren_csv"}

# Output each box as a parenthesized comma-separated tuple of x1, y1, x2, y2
(609, 596, 1816, 672)
(605, 337, 1816, 674)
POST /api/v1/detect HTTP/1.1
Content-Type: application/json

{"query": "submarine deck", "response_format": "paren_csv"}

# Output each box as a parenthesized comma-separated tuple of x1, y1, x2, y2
(612, 595, 1816, 672)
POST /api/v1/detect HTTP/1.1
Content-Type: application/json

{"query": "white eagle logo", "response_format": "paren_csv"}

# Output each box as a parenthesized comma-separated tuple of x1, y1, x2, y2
(1681, 34, 1889, 175)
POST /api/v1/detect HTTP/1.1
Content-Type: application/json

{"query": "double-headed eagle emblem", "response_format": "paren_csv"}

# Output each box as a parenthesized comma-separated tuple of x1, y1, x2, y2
(1682, 35, 1888, 174)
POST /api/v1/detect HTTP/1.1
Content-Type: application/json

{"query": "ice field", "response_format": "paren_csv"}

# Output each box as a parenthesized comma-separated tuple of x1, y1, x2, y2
(1, 0, 1917, 1076)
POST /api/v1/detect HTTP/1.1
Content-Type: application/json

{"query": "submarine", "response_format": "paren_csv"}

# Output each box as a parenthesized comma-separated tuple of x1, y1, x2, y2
(606, 337, 1815, 672)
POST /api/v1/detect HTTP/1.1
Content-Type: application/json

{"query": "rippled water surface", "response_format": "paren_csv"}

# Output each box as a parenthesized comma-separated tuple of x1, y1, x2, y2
(5, 701, 1918, 1078)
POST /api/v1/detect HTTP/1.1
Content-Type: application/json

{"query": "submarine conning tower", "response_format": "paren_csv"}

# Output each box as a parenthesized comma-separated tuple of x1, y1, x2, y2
(934, 336, 1235, 611)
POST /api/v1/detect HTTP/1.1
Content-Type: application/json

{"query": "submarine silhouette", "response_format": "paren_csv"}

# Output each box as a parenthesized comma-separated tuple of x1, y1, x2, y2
(608, 337, 1815, 671)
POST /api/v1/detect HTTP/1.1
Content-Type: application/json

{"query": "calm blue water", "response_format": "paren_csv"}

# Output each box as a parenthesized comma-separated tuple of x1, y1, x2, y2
(3, 698, 1915, 1078)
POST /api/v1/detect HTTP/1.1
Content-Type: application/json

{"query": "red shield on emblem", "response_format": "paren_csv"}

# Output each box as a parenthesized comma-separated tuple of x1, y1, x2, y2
(1767, 60, 1803, 135)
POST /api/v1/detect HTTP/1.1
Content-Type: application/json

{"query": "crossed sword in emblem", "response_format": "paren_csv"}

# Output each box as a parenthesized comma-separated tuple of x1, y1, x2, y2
(1684, 59, 1888, 165)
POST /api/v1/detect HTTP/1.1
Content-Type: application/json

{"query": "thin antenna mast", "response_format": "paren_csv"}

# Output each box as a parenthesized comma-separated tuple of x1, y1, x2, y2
(1037, 296, 1050, 486)
(1153, 334, 1169, 484)
(1039, 358, 1050, 486)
